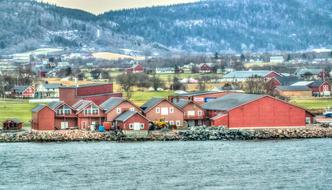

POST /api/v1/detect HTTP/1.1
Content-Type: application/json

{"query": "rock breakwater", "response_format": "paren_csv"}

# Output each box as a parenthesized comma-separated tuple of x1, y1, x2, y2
(1, 127, 332, 143)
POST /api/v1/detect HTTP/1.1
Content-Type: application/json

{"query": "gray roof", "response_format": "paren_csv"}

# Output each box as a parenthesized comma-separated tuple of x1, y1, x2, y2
(178, 91, 216, 97)
(114, 111, 138, 122)
(202, 94, 264, 111)
(12, 85, 29, 93)
(32, 104, 47, 113)
(309, 80, 326, 88)
(48, 101, 64, 110)
(172, 99, 190, 108)
(141, 98, 164, 112)
(100, 97, 124, 112)
(296, 68, 322, 76)
(224, 70, 274, 78)
(275, 76, 300, 86)
(44, 83, 62, 89)
(60, 83, 109, 89)
(276, 86, 311, 91)
(72, 100, 92, 112)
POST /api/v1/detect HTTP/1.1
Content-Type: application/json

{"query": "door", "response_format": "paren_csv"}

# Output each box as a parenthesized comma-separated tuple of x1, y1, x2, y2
(61, 122, 69, 129)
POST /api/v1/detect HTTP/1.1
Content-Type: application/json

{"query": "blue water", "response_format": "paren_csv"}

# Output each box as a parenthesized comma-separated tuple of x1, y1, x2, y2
(0, 139, 331, 190)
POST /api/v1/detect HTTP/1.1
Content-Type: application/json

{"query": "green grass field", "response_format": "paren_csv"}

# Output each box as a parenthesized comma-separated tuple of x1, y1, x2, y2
(290, 97, 332, 110)
(0, 100, 39, 127)
(131, 91, 174, 106)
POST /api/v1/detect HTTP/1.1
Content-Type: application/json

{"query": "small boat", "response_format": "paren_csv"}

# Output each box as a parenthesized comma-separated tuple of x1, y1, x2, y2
(323, 107, 332, 118)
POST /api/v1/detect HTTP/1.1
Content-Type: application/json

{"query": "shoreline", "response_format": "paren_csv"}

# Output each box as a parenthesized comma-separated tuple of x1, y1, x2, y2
(1, 127, 332, 143)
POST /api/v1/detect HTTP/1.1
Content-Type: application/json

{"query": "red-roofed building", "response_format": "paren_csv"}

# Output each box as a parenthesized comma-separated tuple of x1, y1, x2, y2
(126, 64, 144, 73)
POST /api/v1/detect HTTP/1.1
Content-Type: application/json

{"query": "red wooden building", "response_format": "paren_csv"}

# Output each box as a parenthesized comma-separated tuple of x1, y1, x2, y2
(3, 119, 23, 130)
(113, 111, 150, 132)
(59, 83, 122, 106)
(172, 99, 206, 127)
(32, 105, 55, 131)
(199, 63, 213, 73)
(309, 80, 331, 96)
(141, 98, 184, 127)
(48, 101, 77, 130)
(203, 94, 314, 128)
(72, 100, 106, 130)
(100, 97, 143, 123)
(126, 64, 144, 73)
(11, 85, 35, 98)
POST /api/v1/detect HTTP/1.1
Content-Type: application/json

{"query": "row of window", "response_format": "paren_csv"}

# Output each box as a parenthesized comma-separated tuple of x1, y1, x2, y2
(155, 107, 174, 115)
(168, 120, 181, 126)
(116, 107, 136, 114)
(186, 110, 203, 116)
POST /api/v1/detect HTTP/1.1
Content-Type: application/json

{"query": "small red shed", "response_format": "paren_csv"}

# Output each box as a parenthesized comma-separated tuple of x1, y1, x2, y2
(113, 111, 150, 131)
(3, 119, 23, 130)
(31, 105, 55, 131)
(309, 80, 331, 96)
(126, 64, 144, 73)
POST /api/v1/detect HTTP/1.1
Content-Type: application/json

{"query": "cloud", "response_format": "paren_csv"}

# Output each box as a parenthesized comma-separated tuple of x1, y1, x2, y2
(39, 0, 198, 14)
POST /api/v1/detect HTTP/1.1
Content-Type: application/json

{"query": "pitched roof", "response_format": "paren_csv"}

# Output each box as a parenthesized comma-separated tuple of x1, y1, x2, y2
(72, 100, 93, 112)
(172, 99, 190, 108)
(114, 111, 147, 122)
(290, 81, 314, 86)
(296, 68, 323, 76)
(141, 98, 164, 112)
(276, 86, 311, 91)
(275, 76, 300, 86)
(309, 80, 327, 88)
(202, 94, 264, 111)
(100, 97, 125, 112)
(178, 91, 216, 97)
(47, 101, 63, 110)
(12, 85, 29, 93)
(4, 118, 22, 123)
(223, 70, 275, 78)
(32, 104, 47, 113)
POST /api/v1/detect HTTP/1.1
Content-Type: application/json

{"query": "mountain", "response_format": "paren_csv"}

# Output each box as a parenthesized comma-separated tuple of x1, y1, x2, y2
(101, 0, 332, 52)
(0, 0, 332, 54)
(0, 0, 164, 55)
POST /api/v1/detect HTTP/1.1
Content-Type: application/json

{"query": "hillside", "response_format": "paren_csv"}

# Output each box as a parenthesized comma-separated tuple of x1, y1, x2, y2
(0, 0, 163, 55)
(101, 0, 332, 52)
(0, 0, 331, 54)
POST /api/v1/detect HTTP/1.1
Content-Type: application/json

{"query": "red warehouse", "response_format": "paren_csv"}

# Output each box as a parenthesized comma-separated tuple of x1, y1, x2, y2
(113, 111, 150, 133)
(59, 83, 122, 106)
(100, 97, 143, 123)
(203, 94, 314, 128)
(172, 99, 206, 127)
(32, 105, 55, 131)
(141, 98, 184, 127)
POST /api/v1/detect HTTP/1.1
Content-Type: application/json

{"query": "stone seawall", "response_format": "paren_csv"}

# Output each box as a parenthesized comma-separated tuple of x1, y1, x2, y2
(1, 127, 332, 143)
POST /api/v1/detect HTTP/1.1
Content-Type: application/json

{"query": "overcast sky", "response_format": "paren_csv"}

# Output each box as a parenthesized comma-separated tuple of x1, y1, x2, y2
(40, 0, 198, 14)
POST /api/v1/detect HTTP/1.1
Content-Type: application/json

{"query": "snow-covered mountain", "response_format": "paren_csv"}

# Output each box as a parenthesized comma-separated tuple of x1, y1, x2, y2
(1, 0, 332, 54)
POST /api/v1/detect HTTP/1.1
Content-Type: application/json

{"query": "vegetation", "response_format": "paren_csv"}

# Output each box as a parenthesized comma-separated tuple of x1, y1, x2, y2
(0, 100, 38, 127)
(290, 97, 332, 110)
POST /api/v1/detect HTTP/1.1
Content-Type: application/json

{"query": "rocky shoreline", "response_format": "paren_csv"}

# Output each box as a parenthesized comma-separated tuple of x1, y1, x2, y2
(1, 127, 332, 143)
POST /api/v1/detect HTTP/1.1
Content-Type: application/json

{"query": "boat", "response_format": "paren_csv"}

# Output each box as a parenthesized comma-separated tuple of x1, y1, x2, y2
(323, 107, 332, 118)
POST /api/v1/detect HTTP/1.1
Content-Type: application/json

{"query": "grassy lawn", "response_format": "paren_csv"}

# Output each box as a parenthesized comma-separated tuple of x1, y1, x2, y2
(131, 91, 174, 106)
(290, 97, 332, 110)
(0, 100, 39, 127)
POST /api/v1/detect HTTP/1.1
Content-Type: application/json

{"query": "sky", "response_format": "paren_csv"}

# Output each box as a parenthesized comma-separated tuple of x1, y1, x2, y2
(40, 0, 199, 14)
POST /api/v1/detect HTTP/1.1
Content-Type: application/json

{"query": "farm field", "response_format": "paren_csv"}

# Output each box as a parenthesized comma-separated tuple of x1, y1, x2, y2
(0, 100, 38, 127)
(290, 97, 332, 110)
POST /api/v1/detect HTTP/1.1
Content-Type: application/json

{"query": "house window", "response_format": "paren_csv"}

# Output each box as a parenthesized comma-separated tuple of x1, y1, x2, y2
(198, 111, 203, 116)
(129, 124, 134, 129)
(161, 107, 169, 115)
(176, 120, 181, 126)
(84, 105, 99, 115)
(140, 124, 144, 129)
(187, 111, 195, 116)
(169, 121, 174, 125)
(130, 107, 135, 112)
(56, 106, 71, 116)
(156, 107, 160, 113)
(116, 107, 122, 114)
(169, 107, 174, 113)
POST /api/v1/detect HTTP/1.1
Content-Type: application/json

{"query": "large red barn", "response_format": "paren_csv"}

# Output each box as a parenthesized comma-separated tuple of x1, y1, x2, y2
(203, 94, 314, 128)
